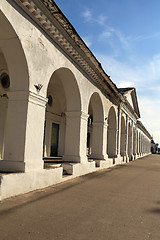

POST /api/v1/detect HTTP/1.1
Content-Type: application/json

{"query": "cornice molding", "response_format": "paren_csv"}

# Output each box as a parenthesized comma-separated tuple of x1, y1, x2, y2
(120, 101, 138, 122)
(8, 90, 47, 107)
(13, 0, 124, 103)
(137, 121, 152, 139)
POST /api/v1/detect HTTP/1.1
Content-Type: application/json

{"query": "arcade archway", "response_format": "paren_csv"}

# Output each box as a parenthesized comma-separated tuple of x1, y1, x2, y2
(87, 92, 105, 159)
(107, 107, 117, 158)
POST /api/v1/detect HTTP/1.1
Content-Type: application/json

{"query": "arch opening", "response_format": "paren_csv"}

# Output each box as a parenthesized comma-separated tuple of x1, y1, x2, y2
(127, 122, 132, 160)
(0, 11, 30, 172)
(0, 11, 29, 91)
(43, 68, 81, 159)
(136, 130, 139, 155)
(107, 107, 117, 158)
(133, 127, 136, 156)
(120, 116, 125, 157)
(0, 50, 9, 160)
(87, 92, 104, 159)
(139, 133, 141, 155)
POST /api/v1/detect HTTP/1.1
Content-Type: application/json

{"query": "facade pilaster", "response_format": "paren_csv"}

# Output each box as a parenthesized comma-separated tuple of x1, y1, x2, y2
(63, 111, 88, 163)
(91, 121, 108, 160)
(0, 95, 8, 159)
(133, 124, 137, 159)
(124, 115, 129, 161)
(130, 121, 134, 160)
(117, 106, 121, 157)
(0, 91, 47, 172)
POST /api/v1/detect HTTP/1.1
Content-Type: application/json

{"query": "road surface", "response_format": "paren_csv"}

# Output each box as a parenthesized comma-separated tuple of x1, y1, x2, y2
(0, 154, 160, 240)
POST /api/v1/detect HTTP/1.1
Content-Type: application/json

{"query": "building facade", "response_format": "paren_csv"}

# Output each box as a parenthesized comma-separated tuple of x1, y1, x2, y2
(0, 0, 151, 200)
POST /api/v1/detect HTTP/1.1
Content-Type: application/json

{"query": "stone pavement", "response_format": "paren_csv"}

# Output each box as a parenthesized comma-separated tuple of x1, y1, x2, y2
(0, 154, 160, 240)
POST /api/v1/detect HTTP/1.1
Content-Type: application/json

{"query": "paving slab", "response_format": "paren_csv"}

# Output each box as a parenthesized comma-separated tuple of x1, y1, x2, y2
(0, 154, 160, 240)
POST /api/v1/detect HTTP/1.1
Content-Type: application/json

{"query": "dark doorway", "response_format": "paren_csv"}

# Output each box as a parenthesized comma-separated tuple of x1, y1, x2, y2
(50, 123, 59, 156)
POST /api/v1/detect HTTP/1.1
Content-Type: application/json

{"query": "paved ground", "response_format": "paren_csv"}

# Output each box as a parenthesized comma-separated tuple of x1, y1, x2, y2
(1, 154, 160, 240)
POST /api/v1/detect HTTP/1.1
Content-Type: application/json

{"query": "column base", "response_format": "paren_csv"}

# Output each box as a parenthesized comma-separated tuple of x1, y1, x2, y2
(90, 153, 107, 160)
(0, 160, 43, 173)
(63, 155, 88, 163)
(133, 154, 138, 160)
(62, 161, 95, 177)
(129, 154, 134, 161)
(116, 154, 125, 164)
(121, 155, 128, 163)
(95, 159, 112, 168)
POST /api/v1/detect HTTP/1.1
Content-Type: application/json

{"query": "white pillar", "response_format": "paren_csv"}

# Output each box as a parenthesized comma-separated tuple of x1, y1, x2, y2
(136, 131, 139, 156)
(0, 96, 8, 159)
(91, 121, 108, 160)
(43, 119, 52, 157)
(117, 107, 121, 157)
(107, 127, 117, 158)
(120, 132, 126, 156)
(130, 122, 134, 160)
(63, 111, 88, 163)
(124, 115, 128, 160)
(133, 126, 137, 159)
(0, 91, 47, 172)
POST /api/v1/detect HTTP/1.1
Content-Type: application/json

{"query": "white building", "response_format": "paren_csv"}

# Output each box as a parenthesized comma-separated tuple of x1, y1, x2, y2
(0, 0, 151, 200)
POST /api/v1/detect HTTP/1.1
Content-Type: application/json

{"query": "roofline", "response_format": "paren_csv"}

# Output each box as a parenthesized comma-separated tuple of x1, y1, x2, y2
(137, 121, 152, 139)
(13, 0, 125, 103)
(119, 87, 141, 118)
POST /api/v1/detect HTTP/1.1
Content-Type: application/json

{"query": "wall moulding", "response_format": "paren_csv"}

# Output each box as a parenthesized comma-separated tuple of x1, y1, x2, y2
(7, 91, 47, 107)
(13, 0, 124, 102)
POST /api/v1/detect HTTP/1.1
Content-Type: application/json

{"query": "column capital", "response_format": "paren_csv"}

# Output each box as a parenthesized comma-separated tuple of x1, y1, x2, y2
(93, 121, 107, 127)
(65, 111, 89, 121)
(8, 91, 47, 107)
(108, 127, 118, 132)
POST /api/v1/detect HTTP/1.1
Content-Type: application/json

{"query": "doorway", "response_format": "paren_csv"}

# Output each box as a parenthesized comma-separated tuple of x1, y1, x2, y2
(50, 123, 59, 156)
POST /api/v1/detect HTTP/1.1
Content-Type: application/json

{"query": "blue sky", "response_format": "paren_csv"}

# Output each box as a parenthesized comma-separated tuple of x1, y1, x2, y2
(54, 0, 160, 145)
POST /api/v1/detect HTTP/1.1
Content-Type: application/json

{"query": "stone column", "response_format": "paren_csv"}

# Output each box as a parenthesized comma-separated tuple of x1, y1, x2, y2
(130, 121, 134, 160)
(91, 121, 108, 160)
(142, 136, 144, 154)
(116, 107, 121, 157)
(43, 119, 52, 157)
(0, 91, 47, 172)
(107, 127, 117, 158)
(63, 111, 88, 163)
(124, 115, 128, 161)
(136, 130, 139, 156)
(0, 95, 8, 159)
(133, 125, 137, 159)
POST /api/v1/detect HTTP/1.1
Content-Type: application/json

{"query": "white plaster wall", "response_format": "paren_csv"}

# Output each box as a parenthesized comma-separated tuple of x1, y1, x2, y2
(0, 0, 151, 166)
(0, 0, 116, 115)
(0, 167, 63, 200)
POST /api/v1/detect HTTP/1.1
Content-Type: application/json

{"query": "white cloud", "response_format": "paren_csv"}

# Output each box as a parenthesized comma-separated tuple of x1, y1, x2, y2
(96, 54, 141, 85)
(97, 14, 107, 25)
(81, 8, 160, 146)
(138, 97, 160, 144)
(82, 36, 92, 47)
(132, 32, 160, 42)
(100, 26, 131, 51)
(115, 30, 130, 49)
(82, 9, 130, 50)
(97, 53, 160, 89)
(101, 30, 113, 38)
(96, 53, 160, 145)
(118, 81, 134, 88)
(82, 9, 92, 22)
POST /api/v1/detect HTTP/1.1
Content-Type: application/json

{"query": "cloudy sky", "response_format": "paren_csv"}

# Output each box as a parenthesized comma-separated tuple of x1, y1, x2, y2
(54, 0, 160, 145)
